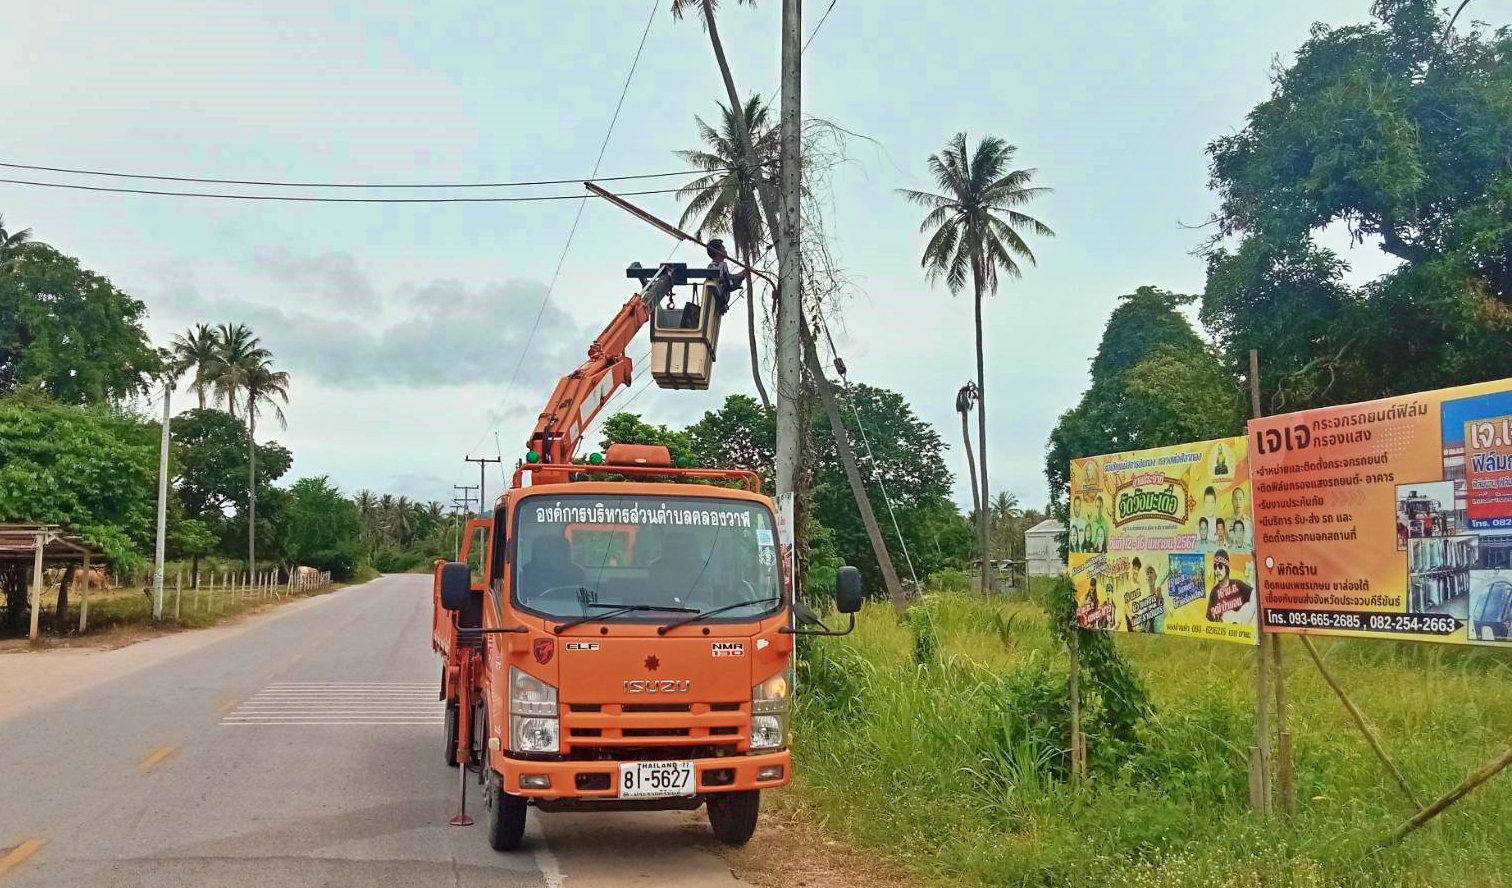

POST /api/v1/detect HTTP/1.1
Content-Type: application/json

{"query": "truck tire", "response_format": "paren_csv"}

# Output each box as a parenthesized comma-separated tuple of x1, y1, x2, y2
(706, 789, 760, 846)
(443, 700, 459, 767)
(487, 771, 528, 852)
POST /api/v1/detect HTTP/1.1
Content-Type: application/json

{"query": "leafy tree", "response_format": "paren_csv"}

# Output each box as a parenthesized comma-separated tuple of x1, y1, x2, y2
(0, 244, 159, 403)
(676, 94, 780, 407)
(898, 133, 1054, 595)
(599, 413, 695, 465)
(1046, 287, 1245, 504)
(284, 476, 363, 579)
(1203, 0, 1512, 408)
(0, 397, 158, 625)
(686, 394, 775, 485)
(173, 408, 292, 520)
(170, 518, 218, 586)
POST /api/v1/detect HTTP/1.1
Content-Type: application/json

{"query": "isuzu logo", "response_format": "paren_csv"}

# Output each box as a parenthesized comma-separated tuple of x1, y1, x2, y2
(623, 679, 691, 693)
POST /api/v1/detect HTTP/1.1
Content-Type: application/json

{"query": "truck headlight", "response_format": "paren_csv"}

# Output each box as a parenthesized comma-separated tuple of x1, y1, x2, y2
(750, 715, 786, 750)
(512, 717, 561, 753)
(750, 667, 791, 749)
(510, 666, 559, 753)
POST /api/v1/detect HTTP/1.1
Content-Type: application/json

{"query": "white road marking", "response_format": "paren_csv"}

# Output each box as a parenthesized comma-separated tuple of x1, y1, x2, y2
(220, 682, 445, 726)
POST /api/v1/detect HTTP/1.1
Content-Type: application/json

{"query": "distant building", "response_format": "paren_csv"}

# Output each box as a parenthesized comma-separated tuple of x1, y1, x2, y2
(1024, 519, 1066, 577)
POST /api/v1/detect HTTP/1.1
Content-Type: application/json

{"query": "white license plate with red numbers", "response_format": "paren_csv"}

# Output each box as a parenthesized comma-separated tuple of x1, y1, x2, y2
(618, 761, 695, 798)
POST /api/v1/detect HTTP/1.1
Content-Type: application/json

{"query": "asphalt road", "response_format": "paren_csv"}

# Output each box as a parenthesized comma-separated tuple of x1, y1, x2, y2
(0, 575, 745, 887)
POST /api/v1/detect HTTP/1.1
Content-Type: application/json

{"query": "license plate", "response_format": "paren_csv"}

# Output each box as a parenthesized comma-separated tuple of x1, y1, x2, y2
(618, 760, 695, 799)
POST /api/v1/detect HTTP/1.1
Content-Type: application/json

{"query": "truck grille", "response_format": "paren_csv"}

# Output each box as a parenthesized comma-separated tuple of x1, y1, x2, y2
(568, 743, 740, 762)
(560, 700, 748, 756)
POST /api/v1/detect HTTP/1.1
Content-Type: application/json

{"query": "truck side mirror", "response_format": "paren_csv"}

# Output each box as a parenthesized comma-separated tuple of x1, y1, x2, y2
(834, 566, 864, 614)
(438, 562, 472, 611)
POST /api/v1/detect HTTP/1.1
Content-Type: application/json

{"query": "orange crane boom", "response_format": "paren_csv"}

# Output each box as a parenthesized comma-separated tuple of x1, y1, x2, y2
(527, 262, 714, 466)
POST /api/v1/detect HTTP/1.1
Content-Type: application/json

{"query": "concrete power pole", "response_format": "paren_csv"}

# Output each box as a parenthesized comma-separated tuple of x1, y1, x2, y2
(465, 456, 502, 517)
(152, 383, 171, 621)
(774, 0, 803, 516)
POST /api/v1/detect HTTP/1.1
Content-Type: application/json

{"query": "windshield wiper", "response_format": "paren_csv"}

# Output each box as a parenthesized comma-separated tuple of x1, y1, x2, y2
(657, 596, 783, 635)
(553, 602, 697, 634)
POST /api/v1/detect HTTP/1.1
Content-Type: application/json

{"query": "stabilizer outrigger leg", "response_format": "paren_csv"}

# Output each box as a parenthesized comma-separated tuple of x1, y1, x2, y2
(448, 759, 474, 826)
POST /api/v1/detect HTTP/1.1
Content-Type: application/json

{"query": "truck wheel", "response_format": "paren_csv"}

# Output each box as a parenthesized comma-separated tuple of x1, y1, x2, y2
(706, 789, 760, 846)
(487, 771, 528, 852)
(443, 701, 459, 767)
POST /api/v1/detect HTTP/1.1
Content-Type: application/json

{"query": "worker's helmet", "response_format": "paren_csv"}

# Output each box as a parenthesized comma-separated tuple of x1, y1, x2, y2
(706, 238, 727, 260)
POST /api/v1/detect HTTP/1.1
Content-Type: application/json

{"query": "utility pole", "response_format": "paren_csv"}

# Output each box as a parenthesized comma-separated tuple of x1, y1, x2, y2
(774, 0, 803, 511)
(453, 486, 478, 515)
(465, 456, 502, 517)
(152, 382, 171, 621)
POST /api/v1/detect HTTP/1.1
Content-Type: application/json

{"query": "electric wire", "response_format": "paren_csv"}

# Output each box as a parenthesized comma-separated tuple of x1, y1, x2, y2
(816, 315, 920, 589)
(0, 160, 719, 190)
(464, 0, 662, 458)
(0, 178, 687, 204)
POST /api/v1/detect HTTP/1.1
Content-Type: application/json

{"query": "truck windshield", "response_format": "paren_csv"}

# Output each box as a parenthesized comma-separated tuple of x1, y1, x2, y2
(513, 494, 782, 621)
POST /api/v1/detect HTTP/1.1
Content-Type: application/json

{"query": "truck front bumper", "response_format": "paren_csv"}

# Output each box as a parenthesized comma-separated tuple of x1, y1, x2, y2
(500, 748, 791, 800)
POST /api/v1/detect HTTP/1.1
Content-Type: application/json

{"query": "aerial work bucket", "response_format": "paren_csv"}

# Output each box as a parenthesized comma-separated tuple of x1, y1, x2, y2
(650, 281, 723, 390)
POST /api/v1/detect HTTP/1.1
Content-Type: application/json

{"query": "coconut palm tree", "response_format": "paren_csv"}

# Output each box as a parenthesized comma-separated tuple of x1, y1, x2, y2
(676, 94, 779, 408)
(955, 382, 981, 524)
(671, 1, 786, 245)
(898, 133, 1054, 594)
(990, 490, 1022, 562)
(170, 323, 221, 410)
(0, 215, 43, 271)
(355, 490, 379, 543)
(210, 323, 259, 418)
(242, 355, 290, 569)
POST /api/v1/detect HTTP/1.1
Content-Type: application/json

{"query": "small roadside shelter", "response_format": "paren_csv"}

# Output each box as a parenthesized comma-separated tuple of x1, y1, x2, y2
(0, 525, 104, 640)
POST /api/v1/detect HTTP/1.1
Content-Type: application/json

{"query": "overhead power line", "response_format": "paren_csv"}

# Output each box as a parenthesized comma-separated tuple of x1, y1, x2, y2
(0, 178, 686, 204)
(0, 160, 717, 189)
(465, 0, 661, 457)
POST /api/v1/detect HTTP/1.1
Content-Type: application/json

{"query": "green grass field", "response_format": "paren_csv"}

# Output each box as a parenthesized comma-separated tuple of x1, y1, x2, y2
(792, 593, 1512, 888)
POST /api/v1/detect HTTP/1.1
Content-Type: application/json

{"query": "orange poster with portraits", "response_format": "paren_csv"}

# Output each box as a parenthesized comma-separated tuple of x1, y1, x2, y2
(1249, 379, 1512, 646)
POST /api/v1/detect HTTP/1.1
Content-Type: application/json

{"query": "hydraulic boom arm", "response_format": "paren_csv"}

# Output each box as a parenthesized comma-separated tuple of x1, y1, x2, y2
(527, 263, 710, 464)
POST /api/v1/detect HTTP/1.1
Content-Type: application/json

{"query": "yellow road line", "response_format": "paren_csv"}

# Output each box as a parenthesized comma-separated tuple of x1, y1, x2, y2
(217, 699, 238, 713)
(138, 745, 176, 772)
(0, 840, 46, 880)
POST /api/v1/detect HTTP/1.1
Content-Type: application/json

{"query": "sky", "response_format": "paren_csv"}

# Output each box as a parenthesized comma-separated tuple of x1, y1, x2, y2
(4, 0, 1413, 514)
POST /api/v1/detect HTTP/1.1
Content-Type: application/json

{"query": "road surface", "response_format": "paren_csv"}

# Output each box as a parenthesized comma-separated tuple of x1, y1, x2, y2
(0, 575, 747, 887)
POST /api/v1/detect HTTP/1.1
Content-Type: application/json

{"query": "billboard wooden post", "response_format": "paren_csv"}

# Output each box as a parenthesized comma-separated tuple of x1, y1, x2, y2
(1069, 621, 1084, 782)
(1249, 349, 1294, 814)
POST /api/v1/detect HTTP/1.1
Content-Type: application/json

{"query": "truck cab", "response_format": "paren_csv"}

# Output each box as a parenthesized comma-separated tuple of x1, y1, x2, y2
(436, 443, 862, 851)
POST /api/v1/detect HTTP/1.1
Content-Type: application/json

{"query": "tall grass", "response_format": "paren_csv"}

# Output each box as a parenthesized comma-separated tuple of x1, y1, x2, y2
(793, 594, 1512, 888)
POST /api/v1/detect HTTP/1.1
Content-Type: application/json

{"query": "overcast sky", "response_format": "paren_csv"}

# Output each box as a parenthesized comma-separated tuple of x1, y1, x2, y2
(6, 0, 1405, 513)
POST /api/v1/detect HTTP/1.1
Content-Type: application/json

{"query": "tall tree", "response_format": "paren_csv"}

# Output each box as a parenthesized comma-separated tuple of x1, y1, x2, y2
(210, 323, 258, 419)
(1046, 286, 1245, 503)
(1203, 0, 1512, 406)
(0, 244, 158, 403)
(170, 323, 222, 411)
(354, 490, 379, 544)
(898, 133, 1054, 594)
(0, 214, 44, 271)
(285, 477, 363, 579)
(989, 490, 1021, 561)
(955, 382, 981, 524)
(676, 94, 780, 408)
(242, 355, 290, 568)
